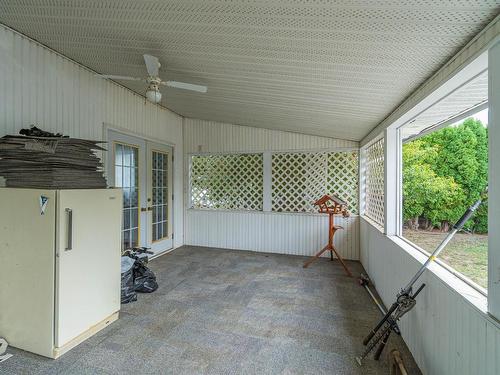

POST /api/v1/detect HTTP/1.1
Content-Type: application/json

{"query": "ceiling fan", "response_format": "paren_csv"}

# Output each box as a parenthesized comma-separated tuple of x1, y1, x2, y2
(96, 54, 207, 104)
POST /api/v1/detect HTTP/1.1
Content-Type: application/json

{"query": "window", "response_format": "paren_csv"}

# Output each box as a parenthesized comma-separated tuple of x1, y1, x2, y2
(114, 143, 140, 249)
(189, 150, 359, 214)
(271, 151, 359, 213)
(152, 151, 169, 241)
(363, 138, 385, 226)
(401, 113, 488, 289)
(190, 153, 263, 210)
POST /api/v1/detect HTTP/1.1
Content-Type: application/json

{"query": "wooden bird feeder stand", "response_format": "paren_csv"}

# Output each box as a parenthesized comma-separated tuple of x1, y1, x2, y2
(303, 194, 353, 276)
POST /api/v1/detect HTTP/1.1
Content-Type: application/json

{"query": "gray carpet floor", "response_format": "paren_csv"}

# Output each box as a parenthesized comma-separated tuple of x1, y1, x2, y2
(0, 246, 421, 374)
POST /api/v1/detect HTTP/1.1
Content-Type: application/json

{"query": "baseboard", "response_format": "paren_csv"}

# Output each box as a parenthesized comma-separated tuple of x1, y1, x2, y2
(52, 311, 119, 359)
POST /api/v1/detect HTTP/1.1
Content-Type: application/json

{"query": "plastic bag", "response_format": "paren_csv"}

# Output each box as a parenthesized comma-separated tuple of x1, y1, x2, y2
(120, 257, 137, 304)
(133, 259, 158, 293)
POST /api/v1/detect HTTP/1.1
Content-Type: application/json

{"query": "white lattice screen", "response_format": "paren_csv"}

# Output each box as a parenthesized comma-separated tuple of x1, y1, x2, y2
(272, 153, 328, 212)
(272, 151, 359, 213)
(327, 151, 359, 214)
(190, 151, 359, 213)
(190, 154, 263, 210)
(363, 139, 385, 225)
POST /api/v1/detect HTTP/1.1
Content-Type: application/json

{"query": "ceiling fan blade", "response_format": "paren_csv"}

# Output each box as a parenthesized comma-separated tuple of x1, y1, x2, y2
(95, 74, 144, 81)
(143, 54, 160, 77)
(164, 81, 208, 93)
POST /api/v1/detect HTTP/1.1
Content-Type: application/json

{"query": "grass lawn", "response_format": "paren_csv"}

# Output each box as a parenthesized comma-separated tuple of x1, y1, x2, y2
(402, 229, 488, 289)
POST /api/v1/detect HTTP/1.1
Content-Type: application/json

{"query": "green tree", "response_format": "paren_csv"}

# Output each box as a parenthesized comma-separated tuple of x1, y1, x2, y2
(423, 119, 487, 197)
(402, 140, 465, 229)
(403, 118, 488, 232)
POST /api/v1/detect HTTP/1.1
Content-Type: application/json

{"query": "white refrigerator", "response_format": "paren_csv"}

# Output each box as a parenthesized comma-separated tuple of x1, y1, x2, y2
(0, 188, 122, 358)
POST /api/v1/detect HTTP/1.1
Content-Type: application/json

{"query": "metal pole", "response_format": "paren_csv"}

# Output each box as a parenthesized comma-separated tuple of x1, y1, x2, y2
(402, 228, 457, 293)
(365, 283, 387, 315)
(360, 274, 387, 315)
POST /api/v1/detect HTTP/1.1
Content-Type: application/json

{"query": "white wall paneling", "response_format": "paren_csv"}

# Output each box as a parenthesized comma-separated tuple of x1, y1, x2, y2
(186, 210, 359, 260)
(0, 25, 185, 248)
(184, 118, 360, 259)
(184, 118, 358, 153)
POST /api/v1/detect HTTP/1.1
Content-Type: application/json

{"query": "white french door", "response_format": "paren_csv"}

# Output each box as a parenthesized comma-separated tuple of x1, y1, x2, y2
(107, 130, 173, 255)
(147, 142, 173, 252)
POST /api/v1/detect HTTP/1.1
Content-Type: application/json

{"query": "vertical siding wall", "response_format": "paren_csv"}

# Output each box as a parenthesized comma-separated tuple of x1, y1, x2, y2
(184, 118, 361, 259)
(360, 219, 500, 375)
(0, 26, 184, 247)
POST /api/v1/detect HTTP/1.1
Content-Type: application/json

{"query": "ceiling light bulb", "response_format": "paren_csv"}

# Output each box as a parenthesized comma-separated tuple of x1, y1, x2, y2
(146, 88, 162, 103)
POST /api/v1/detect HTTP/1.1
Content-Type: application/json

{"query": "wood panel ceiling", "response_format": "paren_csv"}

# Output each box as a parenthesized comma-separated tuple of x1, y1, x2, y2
(0, 1, 498, 140)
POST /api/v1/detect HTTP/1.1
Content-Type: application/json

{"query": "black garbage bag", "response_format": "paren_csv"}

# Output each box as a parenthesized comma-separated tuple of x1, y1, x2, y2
(133, 258, 158, 293)
(121, 257, 137, 304)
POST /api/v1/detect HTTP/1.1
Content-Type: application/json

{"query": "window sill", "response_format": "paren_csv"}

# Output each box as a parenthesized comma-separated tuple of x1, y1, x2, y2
(397, 235, 487, 296)
(186, 208, 360, 218)
(361, 214, 384, 232)
(361, 217, 500, 329)
(387, 234, 500, 326)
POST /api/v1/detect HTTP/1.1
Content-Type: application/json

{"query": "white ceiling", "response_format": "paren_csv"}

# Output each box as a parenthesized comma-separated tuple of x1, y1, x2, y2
(0, 1, 498, 141)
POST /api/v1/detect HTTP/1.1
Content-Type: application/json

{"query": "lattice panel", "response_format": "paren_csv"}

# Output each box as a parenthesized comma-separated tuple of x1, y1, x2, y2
(190, 154, 263, 210)
(327, 152, 359, 214)
(272, 152, 328, 212)
(364, 139, 385, 225)
(272, 151, 359, 213)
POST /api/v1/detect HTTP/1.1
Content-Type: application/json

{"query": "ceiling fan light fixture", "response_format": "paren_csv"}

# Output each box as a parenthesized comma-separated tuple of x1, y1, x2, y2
(145, 88, 162, 103)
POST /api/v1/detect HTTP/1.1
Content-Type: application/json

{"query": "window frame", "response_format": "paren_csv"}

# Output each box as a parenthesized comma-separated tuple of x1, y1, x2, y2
(188, 151, 265, 211)
(395, 109, 489, 296)
(187, 147, 360, 215)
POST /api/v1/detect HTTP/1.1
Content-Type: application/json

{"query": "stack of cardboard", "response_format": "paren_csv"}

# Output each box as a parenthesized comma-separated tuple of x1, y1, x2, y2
(0, 135, 107, 189)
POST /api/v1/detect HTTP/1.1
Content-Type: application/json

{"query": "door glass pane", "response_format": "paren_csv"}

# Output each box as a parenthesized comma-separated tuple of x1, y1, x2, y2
(131, 188, 138, 207)
(115, 144, 123, 166)
(152, 150, 169, 242)
(114, 142, 140, 250)
(115, 166, 123, 187)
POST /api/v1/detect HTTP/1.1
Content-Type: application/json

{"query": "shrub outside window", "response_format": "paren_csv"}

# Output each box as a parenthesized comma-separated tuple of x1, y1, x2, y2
(401, 116, 488, 289)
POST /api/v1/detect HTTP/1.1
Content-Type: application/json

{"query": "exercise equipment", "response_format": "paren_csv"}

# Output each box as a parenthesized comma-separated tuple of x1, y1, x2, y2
(356, 188, 488, 365)
(303, 194, 352, 276)
(359, 274, 402, 361)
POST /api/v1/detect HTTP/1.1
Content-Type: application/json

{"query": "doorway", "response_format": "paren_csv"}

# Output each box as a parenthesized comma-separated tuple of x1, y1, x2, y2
(107, 130, 173, 255)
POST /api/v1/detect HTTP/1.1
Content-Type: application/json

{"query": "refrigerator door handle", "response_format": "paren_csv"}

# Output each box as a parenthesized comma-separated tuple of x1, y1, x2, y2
(65, 208, 73, 251)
